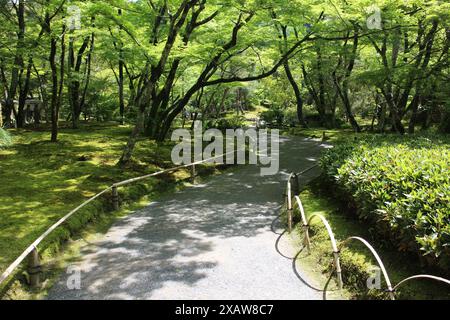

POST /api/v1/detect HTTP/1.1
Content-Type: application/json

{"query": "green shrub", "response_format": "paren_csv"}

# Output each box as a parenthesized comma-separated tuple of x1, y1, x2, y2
(260, 107, 299, 128)
(260, 108, 284, 127)
(320, 134, 450, 270)
(283, 107, 299, 127)
(0, 128, 12, 149)
(208, 114, 246, 131)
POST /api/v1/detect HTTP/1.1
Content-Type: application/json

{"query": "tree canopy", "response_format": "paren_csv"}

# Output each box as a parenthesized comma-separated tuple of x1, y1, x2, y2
(0, 0, 449, 164)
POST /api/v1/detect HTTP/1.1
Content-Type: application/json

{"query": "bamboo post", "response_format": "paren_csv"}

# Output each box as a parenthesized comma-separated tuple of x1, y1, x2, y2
(333, 251, 343, 290)
(112, 186, 119, 211)
(287, 181, 293, 233)
(388, 290, 396, 300)
(291, 173, 300, 196)
(190, 164, 196, 184)
(28, 247, 41, 289)
(303, 224, 311, 254)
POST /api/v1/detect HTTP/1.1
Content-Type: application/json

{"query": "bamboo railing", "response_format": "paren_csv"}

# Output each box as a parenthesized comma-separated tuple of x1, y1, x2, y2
(0, 151, 235, 290)
(284, 170, 450, 299)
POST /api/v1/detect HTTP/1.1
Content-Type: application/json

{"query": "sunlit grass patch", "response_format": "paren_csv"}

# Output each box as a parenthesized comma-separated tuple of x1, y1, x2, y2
(0, 123, 182, 276)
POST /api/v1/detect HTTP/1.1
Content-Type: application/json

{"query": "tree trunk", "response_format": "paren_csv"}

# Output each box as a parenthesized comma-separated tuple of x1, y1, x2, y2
(0, 64, 7, 127)
(315, 47, 329, 126)
(283, 61, 307, 127)
(218, 88, 229, 116)
(68, 30, 91, 129)
(343, 86, 361, 132)
(408, 95, 420, 134)
(333, 30, 361, 132)
(301, 64, 326, 125)
(118, 9, 125, 125)
(385, 92, 405, 134)
(50, 35, 59, 142)
(80, 33, 94, 114)
(33, 64, 49, 124)
(118, 108, 145, 166)
(17, 58, 33, 128)
(119, 59, 125, 124)
(50, 23, 66, 142)
(4, 0, 25, 127)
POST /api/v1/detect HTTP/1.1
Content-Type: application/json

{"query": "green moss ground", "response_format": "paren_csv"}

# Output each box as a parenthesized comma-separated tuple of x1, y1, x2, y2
(0, 122, 228, 298)
(282, 126, 358, 142)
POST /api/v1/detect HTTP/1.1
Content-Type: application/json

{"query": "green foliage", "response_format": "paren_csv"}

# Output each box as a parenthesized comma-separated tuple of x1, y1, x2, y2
(260, 108, 284, 127)
(260, 106, 298, 128)
(207, 114, 246, 131)
(282, 107, 299, 127)
(320, 134, 450, 270)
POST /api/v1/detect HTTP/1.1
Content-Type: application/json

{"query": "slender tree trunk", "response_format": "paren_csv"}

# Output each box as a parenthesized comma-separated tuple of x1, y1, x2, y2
(68, 29, 91, 129)
(342, 84, 361, 132)
(0, 63, 7, 127)
(50, 23, 66, 142)
(333, 30, 361, 132)
(277, 21, 307, 127)
(118, 9, 125, 125)
(315, 47, 328, 126)
(219, 88, 229, 115)
(378, 101, 387, 133)
(118, 108, 145, 166)
(15, 1, 29, 128)
(17, 58, 33, 128)
(283, 61, 307, 127)
(302, 64, 326, 125)
(408, 95, 420, 134)
(50, 36, 59, 142)
(80, 33, 94, 113)
(33, 64, 49, 123)
(4, 0, 25, 127)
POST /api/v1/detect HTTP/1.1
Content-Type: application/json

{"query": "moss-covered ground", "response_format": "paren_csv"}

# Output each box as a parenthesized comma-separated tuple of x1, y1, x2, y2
(0, 122, 229, 298)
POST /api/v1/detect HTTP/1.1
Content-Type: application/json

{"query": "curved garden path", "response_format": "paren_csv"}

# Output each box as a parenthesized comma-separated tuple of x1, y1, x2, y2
(48, 136, 329, 300)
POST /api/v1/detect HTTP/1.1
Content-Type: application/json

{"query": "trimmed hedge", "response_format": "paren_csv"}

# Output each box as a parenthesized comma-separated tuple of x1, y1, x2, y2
(320, 134, 450, 270)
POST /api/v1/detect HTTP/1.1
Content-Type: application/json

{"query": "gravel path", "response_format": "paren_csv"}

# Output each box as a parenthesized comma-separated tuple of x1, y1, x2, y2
(48, 136, 329, 300)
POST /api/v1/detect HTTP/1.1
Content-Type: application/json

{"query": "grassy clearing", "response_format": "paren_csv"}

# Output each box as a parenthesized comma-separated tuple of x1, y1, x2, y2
(293, 179, 450, 300)
(0, 122, 227, 296)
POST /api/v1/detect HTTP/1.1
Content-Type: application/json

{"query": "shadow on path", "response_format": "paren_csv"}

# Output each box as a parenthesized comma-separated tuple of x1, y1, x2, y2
(48, 137, 330, 300)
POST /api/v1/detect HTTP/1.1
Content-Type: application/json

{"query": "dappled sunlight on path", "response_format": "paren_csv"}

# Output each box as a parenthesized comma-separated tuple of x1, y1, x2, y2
(48, 136, 329, 300)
